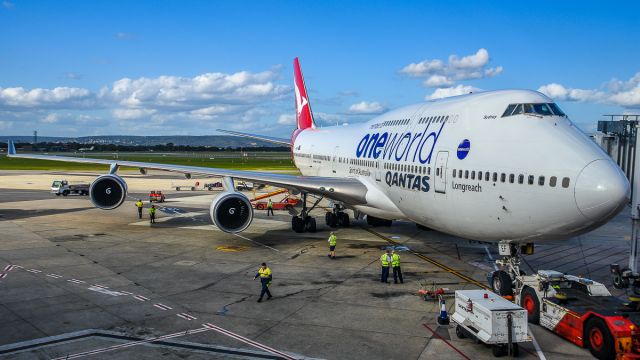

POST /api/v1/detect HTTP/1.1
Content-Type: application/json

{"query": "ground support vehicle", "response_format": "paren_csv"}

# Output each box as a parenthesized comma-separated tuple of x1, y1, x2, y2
(451, 290, 530, 357)
(253, 195, 299, 210)
(514, 269, 640, 360)
(51, 179, 89, 196)
(149, 190, 166, 202)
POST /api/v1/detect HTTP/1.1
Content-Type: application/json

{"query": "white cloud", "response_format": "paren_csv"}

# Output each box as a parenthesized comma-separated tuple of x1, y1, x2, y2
(539, 72, 640, 108)
(112, 108, 157, 120)
(401, 48, 502, 88)
(347, 101, 387, 114)
(2, 1, 14, 9)
(427, 85, 481, 100)
(65, 72, 83, 80)
(277, 113, 296, 125)
(115, 32, 134, 40)
(0, 86, 96, 108)
(41, 113, 59, 124)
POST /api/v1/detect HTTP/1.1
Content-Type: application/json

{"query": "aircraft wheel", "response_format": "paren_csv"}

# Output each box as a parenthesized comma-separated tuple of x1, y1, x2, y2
(326, 213, 337, 228)
(455, 325, 466, 339)
(338, 212, 350, 227)
(305, 217, 316, 233)
(292, 216, 305, 233)
(491, 270, 513, 296)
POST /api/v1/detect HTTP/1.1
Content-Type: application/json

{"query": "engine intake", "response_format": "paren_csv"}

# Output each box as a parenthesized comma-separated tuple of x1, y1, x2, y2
(90, 174, 127, 210)
(210, 192, 253, 233)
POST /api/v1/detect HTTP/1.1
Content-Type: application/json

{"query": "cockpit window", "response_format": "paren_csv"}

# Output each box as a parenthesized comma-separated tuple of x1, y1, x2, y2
(512, 104, 523, 116)
(502, 104, 516, 117)
(548, 103, 566, 117)
(502, 103, 566, 118)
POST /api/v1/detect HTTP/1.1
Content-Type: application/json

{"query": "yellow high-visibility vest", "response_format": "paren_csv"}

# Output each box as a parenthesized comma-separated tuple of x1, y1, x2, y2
(380, 254, 390, 267)
(392, 253, 400, 267)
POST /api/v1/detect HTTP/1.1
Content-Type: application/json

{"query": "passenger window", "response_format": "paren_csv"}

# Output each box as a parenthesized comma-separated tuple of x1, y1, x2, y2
(465, 170, 469, 179)
(538, 176, 545, 186)
(562, 177, 570, 188)
(453, 169, 456, 178)
(550, 176, 557, 187)
(493, 172, 498, 182)
(509, 174, 515, 183)
(502, 104, 516, 117)
(471, 171, 475, 180)
(458, 169, 462, 178)
(428, 167, 431, 175)
(436, 168, 440, 176)
(518, 174, 524, 184)
(512, 104, 523, 115)
(528, 175, 534, 185)
(500, 173, 506, 182)
(485, 172, 490, 181)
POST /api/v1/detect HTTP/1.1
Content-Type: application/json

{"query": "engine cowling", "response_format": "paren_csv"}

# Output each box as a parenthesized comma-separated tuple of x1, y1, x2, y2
(90, 174, 127, 210)
(209, 192, 253, 233)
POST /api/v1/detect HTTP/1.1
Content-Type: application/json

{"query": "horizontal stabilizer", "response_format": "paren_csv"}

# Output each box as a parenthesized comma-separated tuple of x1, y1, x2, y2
(217, 129, 291, 146)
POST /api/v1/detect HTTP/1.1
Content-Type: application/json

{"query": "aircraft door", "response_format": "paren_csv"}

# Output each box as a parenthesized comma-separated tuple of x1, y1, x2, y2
(434, 151, 449, 194)
(375, 159, 381, 181)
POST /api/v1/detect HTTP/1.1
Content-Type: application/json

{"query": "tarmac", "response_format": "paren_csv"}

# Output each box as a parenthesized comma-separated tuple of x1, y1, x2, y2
(0, 170, 634, 359)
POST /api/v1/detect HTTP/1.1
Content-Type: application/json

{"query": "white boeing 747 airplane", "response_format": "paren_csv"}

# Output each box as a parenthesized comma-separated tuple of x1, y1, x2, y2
(7, 58, 629, 272)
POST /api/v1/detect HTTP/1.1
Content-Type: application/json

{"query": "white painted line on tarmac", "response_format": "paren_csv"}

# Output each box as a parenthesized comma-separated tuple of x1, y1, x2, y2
(202, 322, 296, 360)
(26, 269, 42, 273)
(176, 313, 197, 321)
(91, 284, 108, 289)
(528, 326, 547, 360)
(133, 295, 150, 302)
(233, 233, 279, 252)
(46, 273, 63, 279)
(4, 264, 15, 272)
(67, 279, 85, 284)
(0, 273, 7, 279)
(153, 303, 172, 311)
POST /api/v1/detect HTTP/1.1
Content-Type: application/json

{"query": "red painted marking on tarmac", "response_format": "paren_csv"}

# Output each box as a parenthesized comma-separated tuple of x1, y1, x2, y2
(423, 324, 471, 360)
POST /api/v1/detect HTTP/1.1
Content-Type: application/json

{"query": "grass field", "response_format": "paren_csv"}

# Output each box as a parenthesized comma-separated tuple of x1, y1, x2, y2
(0, 152, 298, 172)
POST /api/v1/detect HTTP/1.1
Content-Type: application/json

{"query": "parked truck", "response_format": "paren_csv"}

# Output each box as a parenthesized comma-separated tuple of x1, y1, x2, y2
(51, 179, 89, 196)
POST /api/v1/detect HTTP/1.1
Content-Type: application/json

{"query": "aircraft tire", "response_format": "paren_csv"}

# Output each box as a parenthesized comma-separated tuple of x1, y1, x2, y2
(491, 270, 513, 296)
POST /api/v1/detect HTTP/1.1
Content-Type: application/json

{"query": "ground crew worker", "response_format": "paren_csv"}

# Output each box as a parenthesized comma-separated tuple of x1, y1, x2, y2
(149, 205, 156, 224)
(135, 199, 144, 219)
(327, 232, 337, 259)
(392, 250, 404, 284)
(380, 249, 392, 283)
(254, 262, 273, 302)
(267, 199, 274, 216)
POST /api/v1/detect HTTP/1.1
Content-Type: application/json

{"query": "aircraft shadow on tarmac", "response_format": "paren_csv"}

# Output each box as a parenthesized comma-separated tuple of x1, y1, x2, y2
(0, 207, 94, 221)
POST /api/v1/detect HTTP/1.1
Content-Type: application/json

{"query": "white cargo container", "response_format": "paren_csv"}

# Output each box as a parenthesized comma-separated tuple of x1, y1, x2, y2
(451, 290, 530, 357)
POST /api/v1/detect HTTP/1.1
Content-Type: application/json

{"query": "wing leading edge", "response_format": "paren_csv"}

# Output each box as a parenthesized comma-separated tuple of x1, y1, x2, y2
(216, 129, 291, 146)
(6, 141, 366, 205)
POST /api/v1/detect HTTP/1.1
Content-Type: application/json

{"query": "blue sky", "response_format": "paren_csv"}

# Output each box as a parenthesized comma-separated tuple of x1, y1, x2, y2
(1, 1, 639, 137)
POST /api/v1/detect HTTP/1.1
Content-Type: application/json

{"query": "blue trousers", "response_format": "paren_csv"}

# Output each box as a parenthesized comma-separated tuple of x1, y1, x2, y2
(381, 266, 390, 283)
(260, 279, 272, 299)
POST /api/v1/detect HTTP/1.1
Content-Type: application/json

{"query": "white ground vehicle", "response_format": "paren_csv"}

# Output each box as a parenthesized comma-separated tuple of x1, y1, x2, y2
(452, 290, 530, 357)
(51, 179, 89, 196)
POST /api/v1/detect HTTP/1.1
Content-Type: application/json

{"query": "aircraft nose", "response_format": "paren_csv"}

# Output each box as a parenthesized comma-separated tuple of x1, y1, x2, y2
(575, 159, 630, 221)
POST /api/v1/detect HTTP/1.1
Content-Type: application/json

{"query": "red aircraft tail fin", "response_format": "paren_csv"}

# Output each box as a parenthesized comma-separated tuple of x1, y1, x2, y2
(293, 57, 315, 130)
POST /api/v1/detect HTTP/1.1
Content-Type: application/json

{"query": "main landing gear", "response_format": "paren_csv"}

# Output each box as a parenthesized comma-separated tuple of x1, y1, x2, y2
(291, 193, 323, 233)
(325, 204, 350, 228)
(489, 241, 534, 296)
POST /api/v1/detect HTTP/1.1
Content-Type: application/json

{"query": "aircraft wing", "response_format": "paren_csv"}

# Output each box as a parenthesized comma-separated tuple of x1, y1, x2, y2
(216, 129, 291, 146)
(6, 141, 366, 204)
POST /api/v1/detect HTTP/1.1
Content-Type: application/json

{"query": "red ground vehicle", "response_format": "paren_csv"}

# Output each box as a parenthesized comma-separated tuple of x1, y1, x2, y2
(149, 190, 166, 203)
(514, 270, 640, 360)
(253, 196, 299, 210)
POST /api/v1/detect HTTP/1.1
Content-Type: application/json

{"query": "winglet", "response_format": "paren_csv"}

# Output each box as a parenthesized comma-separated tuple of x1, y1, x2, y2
(7, 140, 16, 155)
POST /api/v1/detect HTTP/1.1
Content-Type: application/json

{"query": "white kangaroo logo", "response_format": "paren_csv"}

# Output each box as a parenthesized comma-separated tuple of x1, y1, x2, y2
(294, 83, 308, 117)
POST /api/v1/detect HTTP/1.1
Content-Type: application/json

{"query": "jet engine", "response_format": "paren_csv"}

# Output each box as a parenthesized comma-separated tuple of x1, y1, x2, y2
(89, 174, 128, 210)
(209, 192, 253, 233)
